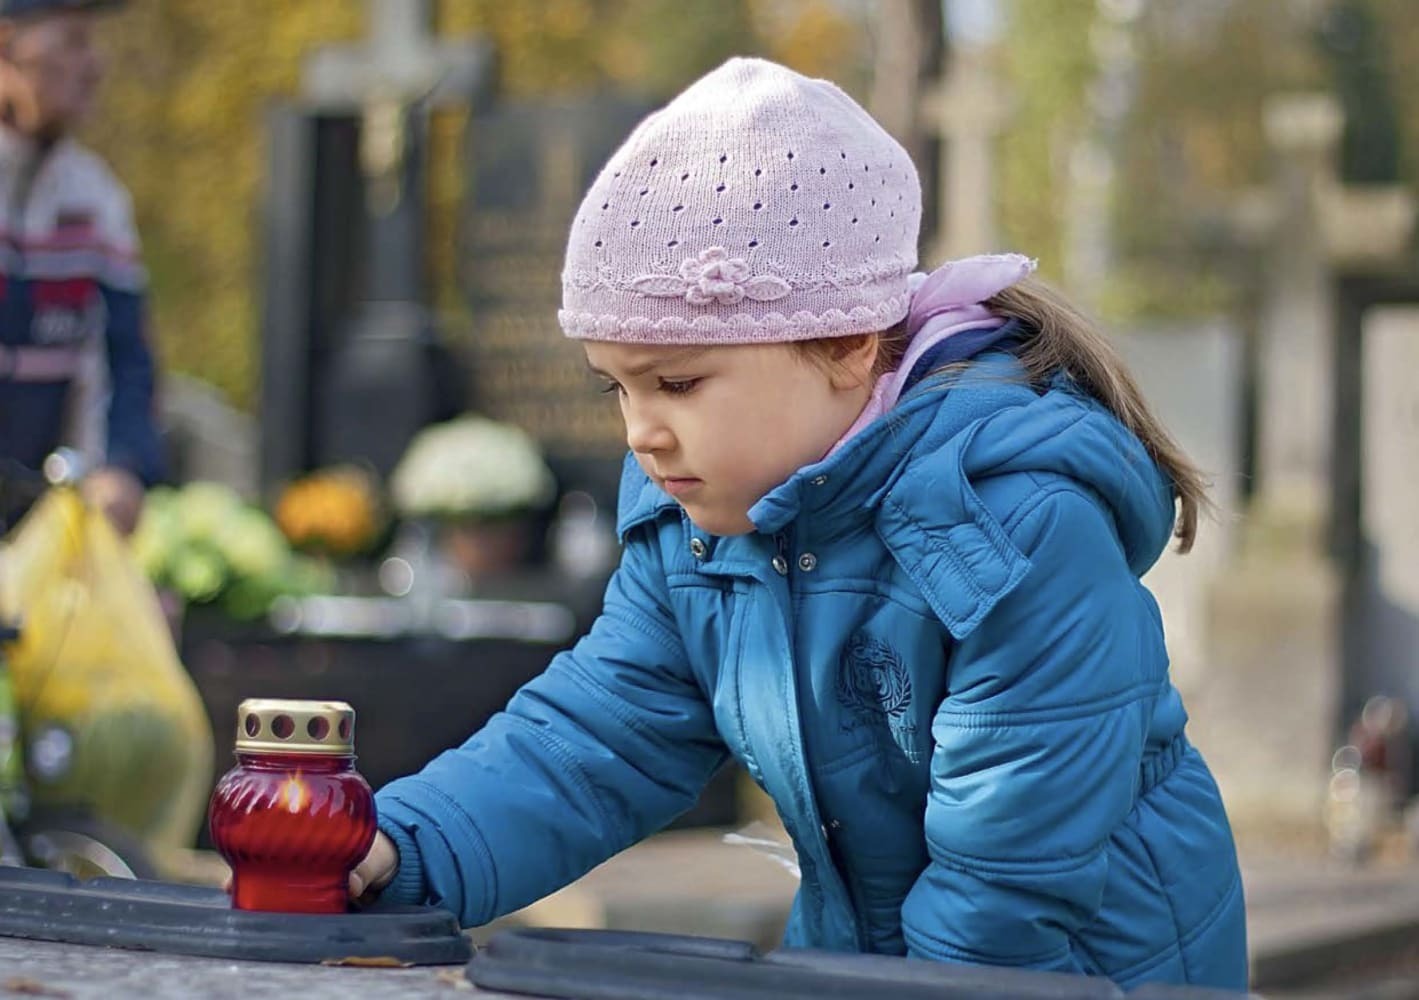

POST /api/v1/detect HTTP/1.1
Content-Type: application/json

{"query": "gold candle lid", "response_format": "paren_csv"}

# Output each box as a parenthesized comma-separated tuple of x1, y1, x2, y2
(235, 698, 356, 755)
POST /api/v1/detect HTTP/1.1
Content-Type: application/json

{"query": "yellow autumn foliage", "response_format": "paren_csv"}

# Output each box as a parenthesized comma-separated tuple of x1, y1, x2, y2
(83, 1, 364, 410)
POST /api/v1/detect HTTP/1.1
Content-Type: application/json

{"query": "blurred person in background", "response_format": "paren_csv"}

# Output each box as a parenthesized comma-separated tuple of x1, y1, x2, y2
(0, 0, 161, 535)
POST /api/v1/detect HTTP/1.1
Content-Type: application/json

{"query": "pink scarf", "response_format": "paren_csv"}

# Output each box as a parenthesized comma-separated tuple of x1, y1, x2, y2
(827, 253, 1037, 456)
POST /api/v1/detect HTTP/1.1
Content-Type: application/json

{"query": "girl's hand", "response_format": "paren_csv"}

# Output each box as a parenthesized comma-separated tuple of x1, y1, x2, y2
(349, 830, 399, 903)
(219, 831, 400, 905)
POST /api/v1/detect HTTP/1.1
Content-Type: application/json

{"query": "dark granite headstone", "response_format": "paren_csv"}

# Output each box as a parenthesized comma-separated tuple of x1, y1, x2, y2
(459, 99, 654, 502)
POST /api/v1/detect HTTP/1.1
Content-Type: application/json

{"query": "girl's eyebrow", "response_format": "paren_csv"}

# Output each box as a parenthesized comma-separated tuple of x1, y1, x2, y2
(586, 348, 709, 379)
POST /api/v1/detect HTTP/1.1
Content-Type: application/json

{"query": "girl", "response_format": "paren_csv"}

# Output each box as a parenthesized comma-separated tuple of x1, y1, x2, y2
(358, 57, 1247, 991)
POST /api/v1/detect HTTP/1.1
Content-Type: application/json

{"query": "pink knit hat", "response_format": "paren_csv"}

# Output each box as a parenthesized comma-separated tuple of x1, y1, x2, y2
(559, 57, 922, 344)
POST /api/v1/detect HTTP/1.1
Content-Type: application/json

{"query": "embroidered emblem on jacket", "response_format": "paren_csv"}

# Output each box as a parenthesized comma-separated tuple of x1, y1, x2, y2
(836, 630, 920, 763)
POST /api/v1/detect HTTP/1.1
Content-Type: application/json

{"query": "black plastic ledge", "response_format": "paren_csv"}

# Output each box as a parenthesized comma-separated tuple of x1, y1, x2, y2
(0, 865, 470, 965)
(466, 927, 1251, 999)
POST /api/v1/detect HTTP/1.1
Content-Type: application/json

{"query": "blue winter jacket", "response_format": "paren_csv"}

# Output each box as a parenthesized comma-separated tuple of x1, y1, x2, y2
(375, 353, 1248, 991)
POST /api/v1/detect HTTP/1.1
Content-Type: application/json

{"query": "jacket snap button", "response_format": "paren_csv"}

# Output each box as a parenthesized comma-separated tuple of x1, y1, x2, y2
(689, 537, 707, 559)
(810, 475, 828, 486)
(771, 555, 789, 575)
(797, 552, 817, 572)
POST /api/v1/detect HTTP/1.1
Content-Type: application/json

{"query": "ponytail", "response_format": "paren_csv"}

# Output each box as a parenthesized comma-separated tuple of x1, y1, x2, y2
(986, 277, 1212, 553)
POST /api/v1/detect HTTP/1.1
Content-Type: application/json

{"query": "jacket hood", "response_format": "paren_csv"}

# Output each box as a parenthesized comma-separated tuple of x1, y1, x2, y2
(945, 386, 1178, 577)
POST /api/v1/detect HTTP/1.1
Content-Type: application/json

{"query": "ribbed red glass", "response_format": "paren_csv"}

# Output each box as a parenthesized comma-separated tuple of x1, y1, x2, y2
(209, 751, 376, 914)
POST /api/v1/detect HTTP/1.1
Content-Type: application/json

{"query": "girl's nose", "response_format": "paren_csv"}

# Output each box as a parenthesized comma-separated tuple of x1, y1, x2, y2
(623, 402, 675, 455)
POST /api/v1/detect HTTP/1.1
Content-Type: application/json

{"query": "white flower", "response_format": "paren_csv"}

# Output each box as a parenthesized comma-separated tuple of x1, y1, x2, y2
(390, 416, 556, 519)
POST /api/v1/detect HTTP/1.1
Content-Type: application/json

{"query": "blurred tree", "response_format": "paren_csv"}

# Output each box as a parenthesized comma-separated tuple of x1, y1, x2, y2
(84, 1, 364, 411)
(1316, 0, 1404, 183)
(1110, 0, 1323, 320)
(747, 0, 863, 86)
(995, 0, 1096, 287)
(995, 0, 1419, 323)
(1372, 0, 1419, 184)
(996, 0, 1318, 319)
(435, 0, 758, 97)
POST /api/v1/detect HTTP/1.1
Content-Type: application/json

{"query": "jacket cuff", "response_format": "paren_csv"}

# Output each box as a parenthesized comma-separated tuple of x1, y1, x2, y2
(375, 811, 427, 906)
(103, 445, 165, 487)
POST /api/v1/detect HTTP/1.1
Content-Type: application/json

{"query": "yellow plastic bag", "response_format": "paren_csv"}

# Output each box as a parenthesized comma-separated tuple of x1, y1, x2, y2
(0, 488, 213, 850)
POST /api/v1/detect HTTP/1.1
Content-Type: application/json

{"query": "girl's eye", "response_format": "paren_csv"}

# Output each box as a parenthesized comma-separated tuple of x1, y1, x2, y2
(598, 381, 624, 396)
(659, 378, 701, 396)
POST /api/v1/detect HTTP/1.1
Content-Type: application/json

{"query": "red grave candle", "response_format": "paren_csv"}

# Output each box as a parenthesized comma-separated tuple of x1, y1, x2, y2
(209, 699, 376, 914)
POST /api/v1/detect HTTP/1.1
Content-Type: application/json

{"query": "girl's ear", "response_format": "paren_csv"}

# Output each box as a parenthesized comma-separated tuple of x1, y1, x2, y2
(827, 333, 879, 391)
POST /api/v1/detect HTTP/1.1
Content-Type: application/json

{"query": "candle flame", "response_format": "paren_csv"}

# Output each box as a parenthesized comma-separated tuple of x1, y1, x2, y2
(279, 772, 307, 813)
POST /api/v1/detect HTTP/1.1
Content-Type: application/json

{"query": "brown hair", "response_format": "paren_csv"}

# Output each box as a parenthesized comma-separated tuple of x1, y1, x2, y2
(795, 276, 1211, 553)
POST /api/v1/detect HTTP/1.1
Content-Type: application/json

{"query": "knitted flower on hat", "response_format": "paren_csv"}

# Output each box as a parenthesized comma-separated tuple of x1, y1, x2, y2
(559, 57, 922, 345)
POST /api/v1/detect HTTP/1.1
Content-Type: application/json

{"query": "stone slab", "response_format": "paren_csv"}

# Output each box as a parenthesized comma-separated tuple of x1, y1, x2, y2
(0, 936, 498, 999)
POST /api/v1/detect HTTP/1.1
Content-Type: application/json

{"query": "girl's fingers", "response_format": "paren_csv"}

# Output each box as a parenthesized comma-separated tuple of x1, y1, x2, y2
(225, 871, 370, 904)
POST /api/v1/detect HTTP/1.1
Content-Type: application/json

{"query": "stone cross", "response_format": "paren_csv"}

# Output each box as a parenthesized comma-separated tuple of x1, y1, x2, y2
(1237, 93, 1416, 523)
(302, 0, 488, 112)
(300, 0, 491, 299)
(918, 45, 1012, 265)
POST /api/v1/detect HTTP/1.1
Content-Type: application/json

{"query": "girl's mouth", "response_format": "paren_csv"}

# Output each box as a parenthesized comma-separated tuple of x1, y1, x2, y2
(661, 477, 703, 498)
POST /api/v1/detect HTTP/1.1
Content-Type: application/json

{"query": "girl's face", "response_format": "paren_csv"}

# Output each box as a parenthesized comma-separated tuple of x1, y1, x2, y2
(1, 12, 103, 137)
(585, 339, 874, 536)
